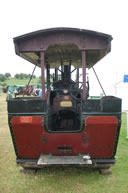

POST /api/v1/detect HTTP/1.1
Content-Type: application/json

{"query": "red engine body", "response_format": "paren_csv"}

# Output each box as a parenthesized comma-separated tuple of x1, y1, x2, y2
(11, 116, 118, 158)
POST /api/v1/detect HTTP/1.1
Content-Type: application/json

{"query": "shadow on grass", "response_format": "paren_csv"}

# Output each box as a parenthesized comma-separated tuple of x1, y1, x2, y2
(20, 165, 102, 182)
(36, 165, 98, 175)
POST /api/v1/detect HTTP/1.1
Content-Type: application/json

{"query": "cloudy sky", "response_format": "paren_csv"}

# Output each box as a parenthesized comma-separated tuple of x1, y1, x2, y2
(0, 0, 128, 94)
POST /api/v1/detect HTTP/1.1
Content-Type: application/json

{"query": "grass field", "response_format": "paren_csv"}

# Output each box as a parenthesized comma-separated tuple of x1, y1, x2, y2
(4, 77, 40, 86)
(0, 93, 128, 193)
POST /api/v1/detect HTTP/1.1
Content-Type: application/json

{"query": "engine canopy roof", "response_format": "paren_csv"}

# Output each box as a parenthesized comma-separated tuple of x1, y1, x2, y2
(14, 27, 112, 69)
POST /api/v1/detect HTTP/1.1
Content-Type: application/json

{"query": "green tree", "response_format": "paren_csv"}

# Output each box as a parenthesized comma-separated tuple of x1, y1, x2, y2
(0, 74, 6, 82)
(5, 73, 11, 79)
(28, 74, 31, 78)
(33, 75, 36, 78)
(24, 74, 28, 79)
(19, 73, 24, 79)
(15, 73, 20, 79)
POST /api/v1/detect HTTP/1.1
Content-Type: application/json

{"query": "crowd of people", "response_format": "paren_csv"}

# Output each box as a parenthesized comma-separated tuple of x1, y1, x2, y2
(6, 85, 42, 99)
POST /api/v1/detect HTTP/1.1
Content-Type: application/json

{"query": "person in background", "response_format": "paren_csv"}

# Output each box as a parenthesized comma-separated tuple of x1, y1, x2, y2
(6, 90, 12, 100)
(14, 88, 18, 98)
(38, 89, 42, 97)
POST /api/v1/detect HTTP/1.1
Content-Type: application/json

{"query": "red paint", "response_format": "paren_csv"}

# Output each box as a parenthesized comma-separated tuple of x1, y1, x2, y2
(12, 116, 43, 158)
(11, 116, 118, 159)
(20, 116, 32, 123)
(85, 116, 118, 157)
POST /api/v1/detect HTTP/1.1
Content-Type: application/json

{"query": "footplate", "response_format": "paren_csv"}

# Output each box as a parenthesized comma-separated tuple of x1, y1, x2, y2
(37, 153, 92, 165)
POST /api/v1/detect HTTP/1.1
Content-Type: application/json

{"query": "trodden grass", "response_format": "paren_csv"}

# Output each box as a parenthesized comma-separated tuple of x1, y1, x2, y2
(0, 93, 128, 193)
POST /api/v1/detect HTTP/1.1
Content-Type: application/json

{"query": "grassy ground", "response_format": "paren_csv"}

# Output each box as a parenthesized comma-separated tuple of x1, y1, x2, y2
(4, 77, 40, 86)
(0, 93, 128, 193)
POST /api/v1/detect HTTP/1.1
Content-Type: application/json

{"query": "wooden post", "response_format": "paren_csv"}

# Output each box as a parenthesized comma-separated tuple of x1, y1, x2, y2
(82, 50, 86, 100)
(40, 51, 45, 99)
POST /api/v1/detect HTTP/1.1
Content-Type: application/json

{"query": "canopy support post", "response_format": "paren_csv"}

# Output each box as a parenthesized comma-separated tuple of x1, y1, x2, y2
(40, 51, 45, 99)
(76, 68, 79, 82)
(82, 50, 86, 100)
(55, 68, 58, 81)
(46, 62, 50, 91)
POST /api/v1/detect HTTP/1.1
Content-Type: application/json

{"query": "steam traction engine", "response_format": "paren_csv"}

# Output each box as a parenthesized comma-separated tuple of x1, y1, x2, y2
(7, 28, 121, 174)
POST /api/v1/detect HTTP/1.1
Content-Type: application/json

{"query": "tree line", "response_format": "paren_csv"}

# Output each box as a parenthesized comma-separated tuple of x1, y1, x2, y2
(14, 73, 36, 79)
(0, 73, 11, 82)
(0, 73, 36, 82)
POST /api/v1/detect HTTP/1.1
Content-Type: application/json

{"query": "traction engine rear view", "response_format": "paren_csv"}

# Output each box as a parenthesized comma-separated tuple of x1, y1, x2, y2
(7, 28, 122, 173)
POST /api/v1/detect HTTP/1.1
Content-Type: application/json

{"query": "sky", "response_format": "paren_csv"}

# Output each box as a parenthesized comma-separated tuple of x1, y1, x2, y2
(0, 0, 128, 95)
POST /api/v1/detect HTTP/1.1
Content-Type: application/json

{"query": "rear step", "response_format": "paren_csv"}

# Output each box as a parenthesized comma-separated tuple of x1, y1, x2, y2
(37, 153, 92, 165)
